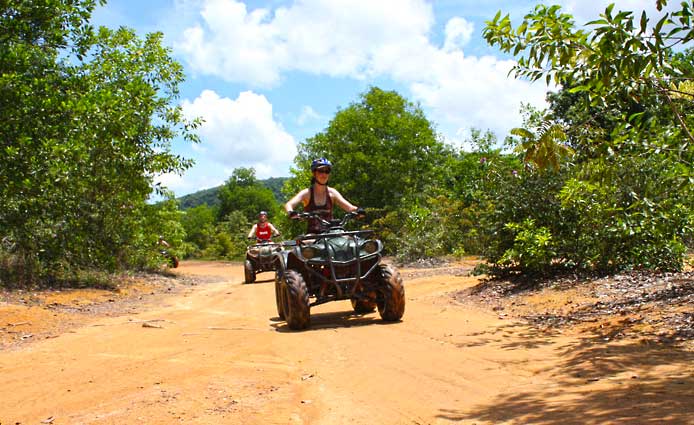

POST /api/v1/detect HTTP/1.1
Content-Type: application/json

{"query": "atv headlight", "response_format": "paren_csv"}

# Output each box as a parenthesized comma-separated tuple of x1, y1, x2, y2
(249, 248, 260, 255)
(361, 240, 378, 254)
(301, 246, 318, 259)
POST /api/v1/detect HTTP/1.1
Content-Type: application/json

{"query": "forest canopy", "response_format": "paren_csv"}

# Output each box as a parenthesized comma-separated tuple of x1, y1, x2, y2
(1, 0, 692, 287)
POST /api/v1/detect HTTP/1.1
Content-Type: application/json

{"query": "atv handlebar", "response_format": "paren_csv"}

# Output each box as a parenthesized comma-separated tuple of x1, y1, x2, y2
(248, 238, 281, 245)
(291, 210, 364, 229)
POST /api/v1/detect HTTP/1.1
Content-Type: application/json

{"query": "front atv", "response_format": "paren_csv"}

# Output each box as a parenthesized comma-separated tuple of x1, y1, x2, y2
(244, 240, 282, 284)
(274, 211, 405, 330)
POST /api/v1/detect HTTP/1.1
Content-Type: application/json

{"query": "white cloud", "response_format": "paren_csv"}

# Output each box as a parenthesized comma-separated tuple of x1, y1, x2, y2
(556, 0, 677, 23)
(409, 54, 548, 147)
(154, 172, 186, 192)
(297, 105, 321, 126)
(175, 0, 549, 140)
(181, 89, 297, 177)
(175, 0, 434, 86)
(443, 17, 474, 52)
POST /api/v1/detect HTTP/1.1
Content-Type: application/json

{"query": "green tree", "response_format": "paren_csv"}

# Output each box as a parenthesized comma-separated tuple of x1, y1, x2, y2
(483, 1, 694, 144)
(203, 211, 250, 260)
(509, 106, 574, 172)
(217, 168, 280, 222)
(180, 204, 217, 253)
(290, 87, 450, 211)
(480, 1, 693, 273)
(0, 1, 198, 284)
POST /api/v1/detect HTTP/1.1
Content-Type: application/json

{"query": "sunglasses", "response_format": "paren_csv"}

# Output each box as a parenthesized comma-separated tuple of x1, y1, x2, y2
(315, 168, 331, 174)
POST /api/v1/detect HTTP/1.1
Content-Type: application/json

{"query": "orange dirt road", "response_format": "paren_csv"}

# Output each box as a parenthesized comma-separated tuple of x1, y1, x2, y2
(1, 261, 692, 424)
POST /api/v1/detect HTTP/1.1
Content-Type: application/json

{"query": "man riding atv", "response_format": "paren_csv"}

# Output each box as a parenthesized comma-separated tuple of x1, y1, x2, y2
(276, 158, 404, 330)
(244, 211, 282, 284)
(247, 211, 280, 242)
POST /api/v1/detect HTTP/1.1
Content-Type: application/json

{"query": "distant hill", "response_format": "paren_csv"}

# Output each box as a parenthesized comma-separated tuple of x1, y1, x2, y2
(177, 177, 289, 210)
(177, 186, 221, 210)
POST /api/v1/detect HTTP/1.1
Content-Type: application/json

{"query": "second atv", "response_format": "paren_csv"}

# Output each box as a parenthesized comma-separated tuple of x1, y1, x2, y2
(273, 211, 405, 330)
(244, 239, 283, 283)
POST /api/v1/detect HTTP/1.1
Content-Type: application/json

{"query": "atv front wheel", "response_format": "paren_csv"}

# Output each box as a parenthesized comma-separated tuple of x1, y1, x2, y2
(283, 270, 310, 330)
(244, 259, 256, 284)
(376, 264, 405, 322)
(351, 296, 376, 313)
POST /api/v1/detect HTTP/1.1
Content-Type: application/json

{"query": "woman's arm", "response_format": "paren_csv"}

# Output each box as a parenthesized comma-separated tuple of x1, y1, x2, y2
(285, 188, 309, 214)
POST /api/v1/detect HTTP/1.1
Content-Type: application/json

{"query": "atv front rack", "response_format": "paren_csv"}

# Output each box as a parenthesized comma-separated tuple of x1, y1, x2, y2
(293, 230, 381, 306)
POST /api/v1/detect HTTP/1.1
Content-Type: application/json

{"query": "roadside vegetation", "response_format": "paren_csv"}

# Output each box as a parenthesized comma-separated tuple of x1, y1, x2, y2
(1, 0, 692, 288)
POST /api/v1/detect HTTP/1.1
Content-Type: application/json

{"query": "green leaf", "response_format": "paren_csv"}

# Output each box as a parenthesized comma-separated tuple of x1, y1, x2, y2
(568, 85, 590, 93)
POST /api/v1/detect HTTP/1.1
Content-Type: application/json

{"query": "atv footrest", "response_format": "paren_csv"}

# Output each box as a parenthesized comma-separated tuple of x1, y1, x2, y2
(310, 295, 351, 307)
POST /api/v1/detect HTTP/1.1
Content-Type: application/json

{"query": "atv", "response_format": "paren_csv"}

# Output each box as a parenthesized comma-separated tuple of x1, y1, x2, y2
(160, 249, 179, 268)
(273, 211, 405, 330)
(244, 239, 283, 284)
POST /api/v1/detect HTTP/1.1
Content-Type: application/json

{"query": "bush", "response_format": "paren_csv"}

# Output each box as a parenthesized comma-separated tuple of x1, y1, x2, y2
(497, 219, 556, 275)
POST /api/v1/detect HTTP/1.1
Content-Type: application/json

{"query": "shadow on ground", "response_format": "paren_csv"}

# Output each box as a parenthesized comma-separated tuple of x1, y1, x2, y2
(438, 335, 694, 424)
(270, 309, 397, 332)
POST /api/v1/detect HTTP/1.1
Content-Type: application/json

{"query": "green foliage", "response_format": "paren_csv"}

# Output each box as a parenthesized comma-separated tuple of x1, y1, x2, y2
(175, 170, 288, 260)
(510, 105, 574, 172)
(217, 168, 280, 222)
(559, 158, 691, 271)
(373, 206, 442, 262)
(262, 177, 290, 203)
(498, 219, 556, 275)
(476, 1, 694, 276)
(177, 167, 293, 261)
(362, 129, 522, 263)
(178, 187, 222, 210)
(0, 1, 198, 286)
(201, 211, 250, 260)
(288, 87, 451, 211)
(180, 204, 217, 253)
(484, 1, 694, 144)
(177, 177, 288, 210)
(4, 1, 691, 284)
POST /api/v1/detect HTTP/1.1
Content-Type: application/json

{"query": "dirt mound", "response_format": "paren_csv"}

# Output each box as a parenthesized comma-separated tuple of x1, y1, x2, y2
(456, 270, 694, 350)
(0, 271, 211, 349)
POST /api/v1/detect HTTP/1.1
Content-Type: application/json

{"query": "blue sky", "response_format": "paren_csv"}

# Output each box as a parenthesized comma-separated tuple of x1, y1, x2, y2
(91, 0, 668, 197)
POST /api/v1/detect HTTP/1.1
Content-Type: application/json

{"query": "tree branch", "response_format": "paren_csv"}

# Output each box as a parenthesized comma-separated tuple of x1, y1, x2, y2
(657, 82, 694, 145)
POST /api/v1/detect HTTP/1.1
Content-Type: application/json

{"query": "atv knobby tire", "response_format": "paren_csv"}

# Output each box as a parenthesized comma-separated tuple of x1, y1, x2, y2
(283, 270, 310, 330)
(351, 297, 377, 313)
(244, 259, 256, 284)
(169, 256, 179, 268)
(376, 264, 405, 321)
(274, 268, 286, 320)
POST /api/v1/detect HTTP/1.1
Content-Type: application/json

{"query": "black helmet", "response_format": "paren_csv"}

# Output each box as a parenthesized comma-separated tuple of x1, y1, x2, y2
(310, 157, 332, 172)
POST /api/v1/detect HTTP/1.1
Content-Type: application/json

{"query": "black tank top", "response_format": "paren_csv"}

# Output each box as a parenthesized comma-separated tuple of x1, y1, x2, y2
(306, 184, 333, 234)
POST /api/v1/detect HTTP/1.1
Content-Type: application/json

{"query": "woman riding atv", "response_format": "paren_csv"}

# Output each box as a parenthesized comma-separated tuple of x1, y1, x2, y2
(284, 158, 364, 233)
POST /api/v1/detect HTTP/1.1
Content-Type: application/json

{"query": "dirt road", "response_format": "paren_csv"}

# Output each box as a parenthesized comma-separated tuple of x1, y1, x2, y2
(1, 261, 692, 424)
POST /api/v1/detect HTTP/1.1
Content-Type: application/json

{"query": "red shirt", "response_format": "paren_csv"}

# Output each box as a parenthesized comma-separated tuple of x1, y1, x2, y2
(256, 222, 272, 240)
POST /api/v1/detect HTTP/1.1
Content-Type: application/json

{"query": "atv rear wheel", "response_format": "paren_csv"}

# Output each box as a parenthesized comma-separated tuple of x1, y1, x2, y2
(169, 255, 179, 268)
(376, 264, 405, 322)
(244, 259, 256, 284)
(283, 270, 310, 330)
(351, 297, 376, 313)
(274, 268, 286, 320)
